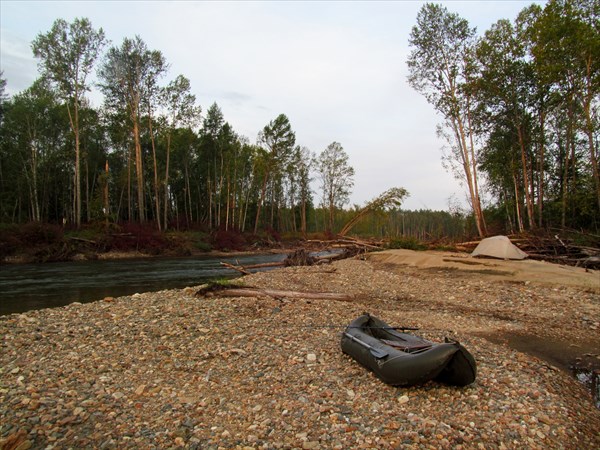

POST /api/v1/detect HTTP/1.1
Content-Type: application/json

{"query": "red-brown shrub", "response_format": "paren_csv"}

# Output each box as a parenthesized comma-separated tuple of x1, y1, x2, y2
(213, 229, 247, 251)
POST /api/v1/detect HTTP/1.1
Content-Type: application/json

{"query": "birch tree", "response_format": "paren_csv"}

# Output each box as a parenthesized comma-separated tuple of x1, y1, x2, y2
(160, 75, 200, 230)
(254, 114, 296, 234)
(98, 36, 167, 223)
(316, 142, 354, 231)
(32, 18, 105, 227)
(407, 3, 487, 237)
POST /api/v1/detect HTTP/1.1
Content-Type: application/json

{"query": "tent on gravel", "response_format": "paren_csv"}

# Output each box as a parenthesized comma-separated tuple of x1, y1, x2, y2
(471, 235, 528, 260)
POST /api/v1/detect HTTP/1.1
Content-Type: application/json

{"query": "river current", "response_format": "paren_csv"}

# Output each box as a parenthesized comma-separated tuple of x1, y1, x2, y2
(0, 253, 285, 316)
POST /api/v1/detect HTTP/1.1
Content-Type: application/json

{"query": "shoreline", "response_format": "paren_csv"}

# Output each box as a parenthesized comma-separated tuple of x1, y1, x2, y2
(1, 255, 598, 448)
(1, 247, 294, 265)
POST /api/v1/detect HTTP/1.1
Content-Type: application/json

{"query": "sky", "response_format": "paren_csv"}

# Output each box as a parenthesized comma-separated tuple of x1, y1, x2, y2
(0, 1, 545, 211)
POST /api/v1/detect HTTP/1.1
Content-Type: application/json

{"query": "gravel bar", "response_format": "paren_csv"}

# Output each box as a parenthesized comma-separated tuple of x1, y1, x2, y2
(1, 257, 599, 449)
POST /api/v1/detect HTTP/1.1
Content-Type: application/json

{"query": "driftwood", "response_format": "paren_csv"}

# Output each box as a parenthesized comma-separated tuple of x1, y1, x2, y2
(220, 262, 251, 275)
(284, 249, 317, 266)
(68, 236, 98, 244)
(220, 246, 370, 276)
(195, 284, 354, 302)
(455, 233, 600, 269)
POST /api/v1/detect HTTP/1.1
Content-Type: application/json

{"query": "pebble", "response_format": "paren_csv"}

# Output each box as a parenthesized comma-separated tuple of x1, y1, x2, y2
(1, 259, 598, 449)
(397, 395, 410, 404)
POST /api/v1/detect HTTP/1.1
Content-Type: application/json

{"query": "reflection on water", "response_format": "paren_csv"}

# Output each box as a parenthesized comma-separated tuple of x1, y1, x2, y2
(0, 253, 285, 316)
(572, 366, 600, 410)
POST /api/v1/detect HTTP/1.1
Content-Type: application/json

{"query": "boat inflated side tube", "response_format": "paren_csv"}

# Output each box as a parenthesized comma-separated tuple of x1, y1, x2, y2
(340, 313, 477, 387)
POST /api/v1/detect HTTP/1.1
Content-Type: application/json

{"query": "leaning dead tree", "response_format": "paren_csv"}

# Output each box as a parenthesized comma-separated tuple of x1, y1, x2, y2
(338, 187, 409, 237)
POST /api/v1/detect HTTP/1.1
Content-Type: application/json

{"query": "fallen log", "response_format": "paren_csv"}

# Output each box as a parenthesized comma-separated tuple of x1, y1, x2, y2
(68, 236, 98, 244)
(220, 262, 251, 275)
(196, 285, 354, 302)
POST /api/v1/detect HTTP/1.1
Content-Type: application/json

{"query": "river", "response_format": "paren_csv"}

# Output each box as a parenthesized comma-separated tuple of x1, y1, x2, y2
(0, 253, 286, 316)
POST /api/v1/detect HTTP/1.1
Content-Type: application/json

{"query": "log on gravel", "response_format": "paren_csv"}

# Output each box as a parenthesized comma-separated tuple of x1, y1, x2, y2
(195, 285, 354, 302)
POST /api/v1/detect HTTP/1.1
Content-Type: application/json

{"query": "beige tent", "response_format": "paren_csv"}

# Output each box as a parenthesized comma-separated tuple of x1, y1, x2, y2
(471, 235, 528, 260)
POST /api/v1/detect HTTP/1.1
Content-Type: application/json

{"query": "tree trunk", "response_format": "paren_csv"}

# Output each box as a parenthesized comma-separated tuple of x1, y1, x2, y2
(517, 126, 535, 229)
(66, 99, 81, 227)
(454, 115, 486, 237)
(132, 112, 145, 223)
(513, 172, 524, 233)
(537, 109, 546, 228)
(561, 103, 575, 229)
(85, 156, 90, 222)
(254, 171, 269, 235)
(466, 103, 487, 236)
(163, 133, 171, 231)
(300, 195, 307, 238)
(104, 160, 109, 227)
(185, 163, 192, 226)
(127, 145, 133, 222)
(148, 112, 161, 230)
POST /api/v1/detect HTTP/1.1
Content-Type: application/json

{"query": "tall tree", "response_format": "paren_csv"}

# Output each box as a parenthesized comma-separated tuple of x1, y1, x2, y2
(532, 0, 600, 216)
(98, 36, 167, 223)
(160, 75, 201, 230)
(32, 18, 106, 227)
(476, 18, 537, 229)
(407, 3, 487, 237)
(292, 146, 313, 237)
(199, 103, 226, 228)
(254, 114, 296, 234)
(316, 142, 355, 231)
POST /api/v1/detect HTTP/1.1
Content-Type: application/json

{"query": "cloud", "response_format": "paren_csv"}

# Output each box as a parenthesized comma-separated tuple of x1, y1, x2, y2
(0, 30, 38, 94)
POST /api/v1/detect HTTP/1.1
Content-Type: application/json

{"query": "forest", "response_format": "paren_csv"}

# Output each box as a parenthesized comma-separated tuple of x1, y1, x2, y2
(0, 0, 598, 246)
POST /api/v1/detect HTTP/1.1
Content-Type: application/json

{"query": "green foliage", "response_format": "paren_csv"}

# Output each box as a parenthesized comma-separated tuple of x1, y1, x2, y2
(408, 0, 600, 234)
(315, 142, 355, 231)
(2, 4, 598, 245)
(386, 236, 427, 251)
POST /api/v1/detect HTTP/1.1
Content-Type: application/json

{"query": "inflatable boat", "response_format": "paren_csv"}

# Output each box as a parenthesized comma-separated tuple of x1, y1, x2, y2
(340, 314, 476, 386)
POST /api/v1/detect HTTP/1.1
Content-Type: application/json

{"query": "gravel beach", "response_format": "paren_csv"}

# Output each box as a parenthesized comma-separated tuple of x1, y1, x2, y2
(1, 251, 599, 449)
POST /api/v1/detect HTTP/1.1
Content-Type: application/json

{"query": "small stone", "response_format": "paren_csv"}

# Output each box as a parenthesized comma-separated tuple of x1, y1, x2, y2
(397, 395, 409, 404)
(306, 353, 317, 362)
(303, 441, 320, 449)
(14, 441, 33, 450)
(135, 384, 146, 396)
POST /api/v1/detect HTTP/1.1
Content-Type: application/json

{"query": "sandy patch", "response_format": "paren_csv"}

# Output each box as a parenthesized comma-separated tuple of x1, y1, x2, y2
(366, 249, 600, 292)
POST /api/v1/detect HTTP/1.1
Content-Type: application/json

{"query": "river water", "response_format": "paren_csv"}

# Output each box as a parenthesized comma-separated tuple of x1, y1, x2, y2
(0, 253, 286, 316)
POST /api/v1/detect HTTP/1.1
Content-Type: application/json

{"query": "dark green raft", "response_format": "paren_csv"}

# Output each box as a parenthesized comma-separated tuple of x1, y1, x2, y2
(340, 314, 477, 387)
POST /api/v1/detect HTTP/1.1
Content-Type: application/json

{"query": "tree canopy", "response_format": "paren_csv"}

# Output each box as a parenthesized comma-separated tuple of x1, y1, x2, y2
(1, 1, 598, 240)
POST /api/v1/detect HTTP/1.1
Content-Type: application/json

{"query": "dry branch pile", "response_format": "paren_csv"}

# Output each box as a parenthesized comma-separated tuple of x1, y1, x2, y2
(221, 237, 384, 275)
(517, 234, 600, 269)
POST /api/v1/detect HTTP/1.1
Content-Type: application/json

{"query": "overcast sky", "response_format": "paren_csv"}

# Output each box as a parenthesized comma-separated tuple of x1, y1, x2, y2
(1, 1, 545, 211)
